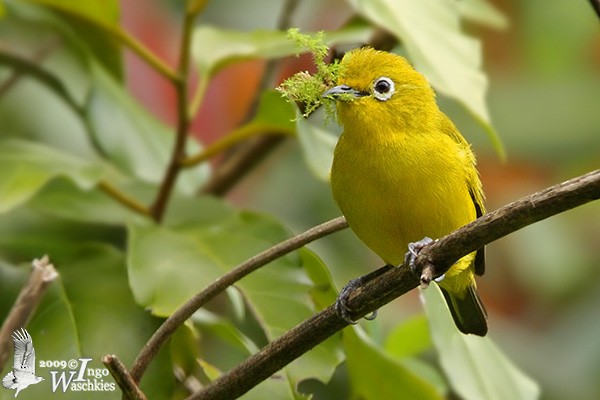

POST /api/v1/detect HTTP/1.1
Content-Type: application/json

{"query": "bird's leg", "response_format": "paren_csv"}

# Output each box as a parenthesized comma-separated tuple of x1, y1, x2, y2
(405, 237, 438, 289)
(335, 264, 394, 324)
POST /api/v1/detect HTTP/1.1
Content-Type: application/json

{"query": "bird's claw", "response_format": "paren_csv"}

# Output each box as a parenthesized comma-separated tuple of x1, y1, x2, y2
(335, 278, 361, 324)
(405, 237, 436, 288)
(335, 278, 378, 324)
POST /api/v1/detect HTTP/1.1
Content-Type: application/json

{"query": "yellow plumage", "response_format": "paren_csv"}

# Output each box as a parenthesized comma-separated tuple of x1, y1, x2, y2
(328, 47, 487, 335)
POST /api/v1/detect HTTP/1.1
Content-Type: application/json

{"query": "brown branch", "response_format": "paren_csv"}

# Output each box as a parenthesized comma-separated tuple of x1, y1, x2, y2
(103, 354, 147, 400)
(588, 0, 600, 19)
(0, 256, 58, 371)
(200, 0, 301, 196)
(188, 169, 600, 400)
(149, 6, 200, 222)
(182, 125, 293, 167)
(128, 216, 349, 383)
(200, 134, 287, 195)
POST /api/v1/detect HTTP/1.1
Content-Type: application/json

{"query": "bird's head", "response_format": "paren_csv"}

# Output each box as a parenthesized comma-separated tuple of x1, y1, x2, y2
(323, 47, 437, 131)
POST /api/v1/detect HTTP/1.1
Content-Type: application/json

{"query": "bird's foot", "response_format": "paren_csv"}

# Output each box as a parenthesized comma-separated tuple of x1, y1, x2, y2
(335, 278, 372, 324)
(335, 264, 393, 324)
(405, 237, 437, 289)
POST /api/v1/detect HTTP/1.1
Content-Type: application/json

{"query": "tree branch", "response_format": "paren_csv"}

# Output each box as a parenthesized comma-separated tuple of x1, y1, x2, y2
(0, 51, 82, 116)
(588, 0, 600, 19)
(200, 0, 301, 196)
(0, 256, 58, 371)
(189, 169, 600, 400)
(37, 2, 178, 82)
(98, 181, 151, 216)
(181, 124, 293, 168)
(200, 135, 288, 195)
(149, 6, 203, 222)
(128, 216, 349, 383)
(103, 354, 147, 400)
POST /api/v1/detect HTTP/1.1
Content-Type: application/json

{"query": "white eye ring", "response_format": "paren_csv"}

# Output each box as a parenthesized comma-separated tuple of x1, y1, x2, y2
(373, 76, 395, 101)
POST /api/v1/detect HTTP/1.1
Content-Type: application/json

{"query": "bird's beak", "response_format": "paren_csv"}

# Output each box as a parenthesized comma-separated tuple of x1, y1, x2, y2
(322, 85, 367, 101)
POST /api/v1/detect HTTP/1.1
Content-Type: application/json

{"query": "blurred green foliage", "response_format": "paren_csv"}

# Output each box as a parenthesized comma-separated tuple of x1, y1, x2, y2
(0, 0, 598, 399)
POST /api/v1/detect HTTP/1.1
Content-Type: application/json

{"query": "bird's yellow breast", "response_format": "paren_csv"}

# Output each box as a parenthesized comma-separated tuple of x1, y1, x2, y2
(331, 118, 477, 268)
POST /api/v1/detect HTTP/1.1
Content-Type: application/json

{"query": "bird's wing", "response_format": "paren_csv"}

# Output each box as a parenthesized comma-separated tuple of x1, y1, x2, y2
(470, 189, 486, 276)
(12, 328, 37, 374)
(441, 113, 486, 275)
(2, 371, 16, 388)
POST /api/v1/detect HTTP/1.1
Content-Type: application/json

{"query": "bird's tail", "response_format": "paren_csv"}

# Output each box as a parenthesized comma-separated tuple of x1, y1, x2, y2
(439, 283, 488, 336)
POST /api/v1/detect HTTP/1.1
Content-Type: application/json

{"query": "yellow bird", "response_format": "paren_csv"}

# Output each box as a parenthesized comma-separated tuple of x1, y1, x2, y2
(326, 47, 487, 336)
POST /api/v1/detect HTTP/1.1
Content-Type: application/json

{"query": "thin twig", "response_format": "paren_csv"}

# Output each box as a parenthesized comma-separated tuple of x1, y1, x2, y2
(128, 216, 349, 383)
(98, 181, 151, 216)
(181, 124, 293, 167)
(0, 256, 58, 371)
(149, 7, 201, 222)
(103, 354, 148, 400)
(200, 135, 287, 195)
(0, 51, 82, 116)
(0, 49, 157, 217)
(35, 2, 178, 82)
(0, 36, 62, 97)
(200, 0, 301, 196)
(174, 366, 203, 395)
(189, 169, 600, 400)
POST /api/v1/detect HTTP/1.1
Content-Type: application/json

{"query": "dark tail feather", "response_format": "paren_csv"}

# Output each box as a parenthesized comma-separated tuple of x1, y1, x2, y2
(440, 284, 488, 336)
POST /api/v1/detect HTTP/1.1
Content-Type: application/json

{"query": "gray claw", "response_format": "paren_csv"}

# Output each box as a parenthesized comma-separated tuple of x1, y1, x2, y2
(405, 237, 434, 273)
(335, 278, 380, 324)
(405, 237, 437, 288)
(335, 279, 361, 324)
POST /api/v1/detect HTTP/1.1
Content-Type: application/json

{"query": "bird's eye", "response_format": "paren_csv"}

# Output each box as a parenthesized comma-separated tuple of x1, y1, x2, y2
(373, 77, 395, 101)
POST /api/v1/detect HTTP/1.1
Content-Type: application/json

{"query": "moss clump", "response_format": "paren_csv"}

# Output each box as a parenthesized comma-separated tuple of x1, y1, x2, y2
(276, 29, 345, 118)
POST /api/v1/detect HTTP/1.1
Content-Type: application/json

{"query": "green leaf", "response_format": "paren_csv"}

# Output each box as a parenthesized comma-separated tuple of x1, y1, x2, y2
(345, 326, 443, 400)
(29, 179, 148, 225)
(254, 90, 295, 132)
(295, 110, 340, 181)
(0, 244, 175, 399)
(192, 24, 373, 79)
(301, 246, 340, 310)
(127, 202, 343, 389)
(86, 63, 209, 194)
(347, 0, 505, 157)
(458, 0, 509, 29)
(127, 221, 222, 316)
(23, 0, 118, 25)
(2, 0, 95, 99)
(23, 0, 123, 78)
(384, 315, 432, 359)
(191, 310, 304, 400)
(421, 283, 540, 400)
(0, 139, 107, 213)
(0, 207, 120, 264)
(169, 322, 201, 379)
(198, 359, 222, 382)
(192, 309, 260, 355)
(243, 377, 301, 400)
(384, 316, 448, 396)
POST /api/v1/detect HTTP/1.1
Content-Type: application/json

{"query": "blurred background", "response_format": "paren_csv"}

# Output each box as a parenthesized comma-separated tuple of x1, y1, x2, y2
(122, 1, 600, 398)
